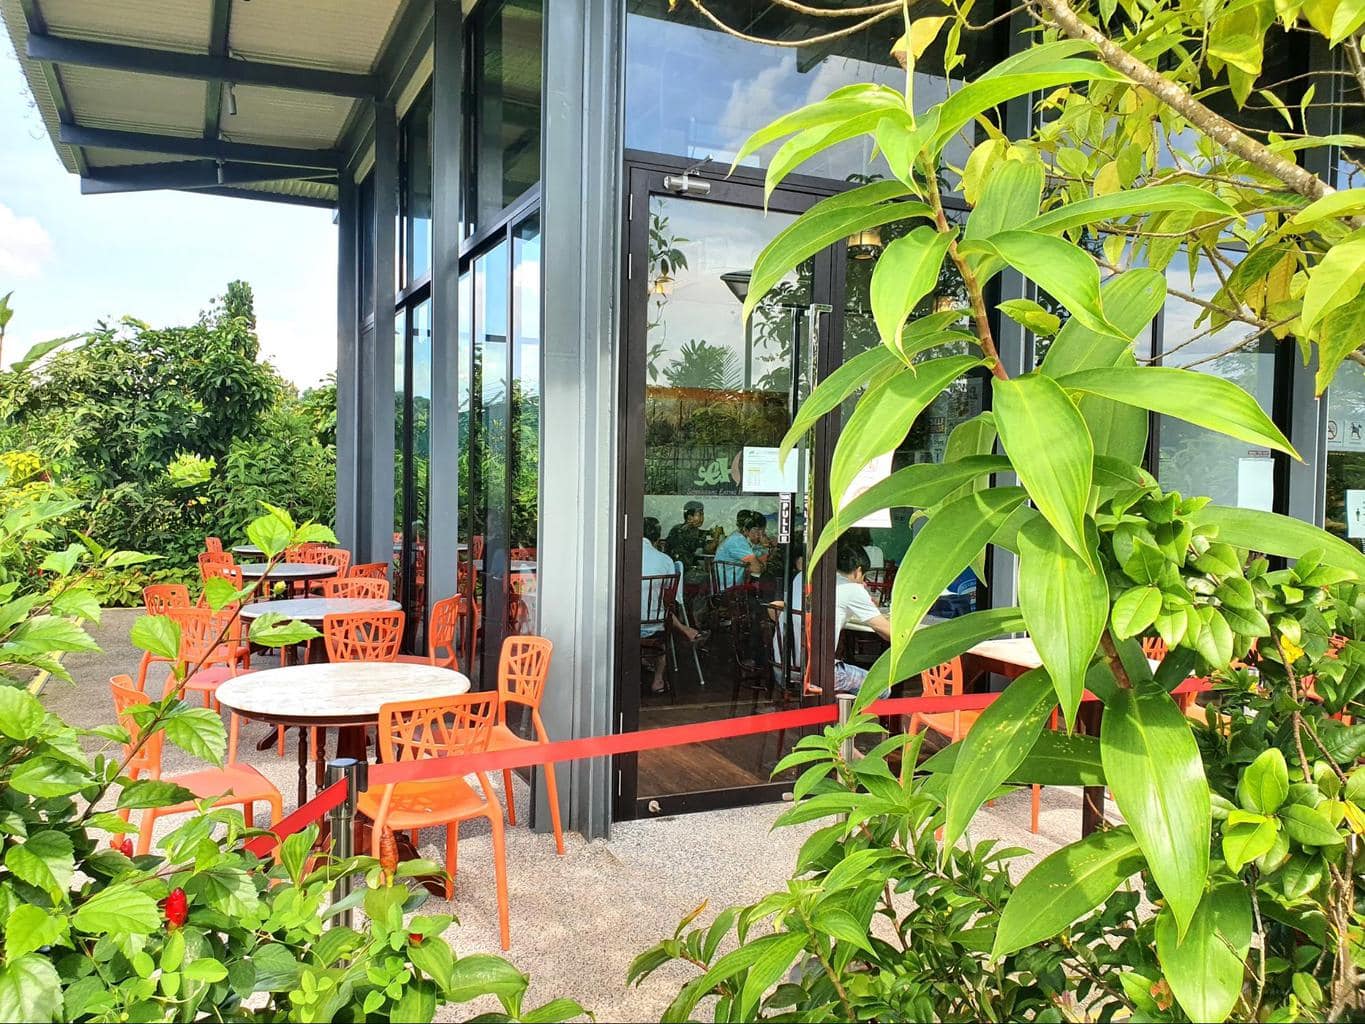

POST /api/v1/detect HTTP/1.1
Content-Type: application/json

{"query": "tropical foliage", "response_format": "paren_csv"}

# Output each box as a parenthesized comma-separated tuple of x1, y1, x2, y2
(636, 0, 1365, 1019)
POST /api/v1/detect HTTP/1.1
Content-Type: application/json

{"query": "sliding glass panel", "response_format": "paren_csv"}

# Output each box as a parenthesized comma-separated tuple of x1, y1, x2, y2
(508, 214, 541, 635)
(392, 316, 407, 601)
(456, 269, 479, 679)
(407, 299, 432, 647)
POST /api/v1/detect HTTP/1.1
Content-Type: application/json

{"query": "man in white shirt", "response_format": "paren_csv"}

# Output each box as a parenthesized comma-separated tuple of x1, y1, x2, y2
(641, 517, 703, 693)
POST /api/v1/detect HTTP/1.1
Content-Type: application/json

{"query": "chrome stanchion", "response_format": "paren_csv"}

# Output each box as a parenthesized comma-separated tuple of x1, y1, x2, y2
(836, 692, 856, 763)
(325, 757, 367, 929)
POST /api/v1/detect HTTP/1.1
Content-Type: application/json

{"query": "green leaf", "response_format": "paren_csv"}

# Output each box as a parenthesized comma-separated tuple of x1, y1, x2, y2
(392, 978, 437, 1021)
(409, 937, 456, 991)
(0, 686, 46, 741)
(248, 614, 321, 648)
(130, 614, 180, 661)
(9, 615, 97, 654)
(888, 487, 1028, 671)
(777, 344, 899, 464)
(4, 831, 74, 901)
(890, 606, 1027, 685)
(829, 355, 984, 505)
(1191, 606, 1235, 669)
(116, 779, 196, 810)
(1280, 804, 1345, 847)
(8, 759, 88, 797)
(730, 84, 904, 172)
(1290, 186, 1365, 226)
(766, 108, 912, 201)
(1222, 816, 1278, 871)
(522, 997, 591, 1023)
(5, 905, 66, 962)
(1042, 270, 1166, 379)
(1238, 748, 1289, 814)
(1101, 685, 1210, 935)
(1111, 586, 1163, 639)
(72, 885, 161, 936)
(1191, 504, 1365, 579)
(249, 944, 302, 992)
(441, 953, 528, 1004)
(1057, 365, 1297, 457)
(246, 513, 292, 560)
(1300, 229, 1365, 335)
(992, 372, 1095, 563)
(923, 729, 1105, 787)
(993, 826, 1143, 957)
(1314, 291, 1365, 395)
(201, 576, 240, 611)
(964, 157, 1045, 244)
(1155, 885, 1252, 1024)
(162, 706, 227, 765)
(870, 226, 955, 350)
(1018, 519, 1107, 729)
(50, 587, 100, 624)
(0, 954, 62, 1023)
(738, 932, 810, 1021)
(1024, 184, 1237, 237)
(997, 298, 1060, 336)
(184, 959, 228, 983)
(813, 455, 1009, 567)
(944, 668, 1057, 848)
(743, 183, 929, 321)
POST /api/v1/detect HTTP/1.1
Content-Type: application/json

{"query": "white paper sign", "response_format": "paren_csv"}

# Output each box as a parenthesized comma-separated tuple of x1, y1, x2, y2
(1328, 416, 1365, 452)
(1348, 490, 1365, 539)
(1236, 457, 1275, 513)
(840, 453, 894, 528)
(741, 446, 799, 494)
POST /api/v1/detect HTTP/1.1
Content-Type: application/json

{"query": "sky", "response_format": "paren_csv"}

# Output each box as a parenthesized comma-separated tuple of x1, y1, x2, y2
(0, 47, 338, 389)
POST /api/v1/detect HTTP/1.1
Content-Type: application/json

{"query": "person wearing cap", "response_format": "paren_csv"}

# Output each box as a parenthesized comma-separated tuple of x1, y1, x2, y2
(665, 500, 713, 577)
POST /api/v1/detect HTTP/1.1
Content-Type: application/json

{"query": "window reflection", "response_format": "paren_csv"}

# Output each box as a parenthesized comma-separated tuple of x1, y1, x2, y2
(401, 91, 433, 284)
(508, 215, 541, 635)
(1326, 372, 1365, 548)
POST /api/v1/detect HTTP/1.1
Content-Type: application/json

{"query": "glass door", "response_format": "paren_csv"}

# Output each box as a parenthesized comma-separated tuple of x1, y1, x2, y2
(617, 166, 835, 816)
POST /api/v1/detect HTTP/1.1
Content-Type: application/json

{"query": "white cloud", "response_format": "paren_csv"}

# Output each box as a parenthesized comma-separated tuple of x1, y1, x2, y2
(0, 202, 53, 280)
(255, 314, 337, 390)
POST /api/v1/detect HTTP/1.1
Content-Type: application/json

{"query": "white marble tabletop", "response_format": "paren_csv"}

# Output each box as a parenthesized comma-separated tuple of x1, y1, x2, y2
(230, 544, 264, 557)
(239, 597, 401, 621)
(967, 635, 1160, 673)
(216, 662, 470, 725)
(237, 562, 339, 580)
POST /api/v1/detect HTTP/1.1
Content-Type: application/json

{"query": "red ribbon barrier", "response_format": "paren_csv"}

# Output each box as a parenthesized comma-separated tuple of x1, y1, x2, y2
(244, 777, 348, 858)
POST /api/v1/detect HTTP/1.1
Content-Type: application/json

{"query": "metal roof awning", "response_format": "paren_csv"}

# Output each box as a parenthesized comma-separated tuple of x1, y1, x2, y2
(0, 0, 433, 207)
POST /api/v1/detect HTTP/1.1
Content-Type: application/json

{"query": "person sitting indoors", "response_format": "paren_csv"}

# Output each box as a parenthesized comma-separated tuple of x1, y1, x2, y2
(714, 509, 769, 588)
(830, 542, 891, 695)
(641, 517, 705, 694)
(665, 500, 712, 573)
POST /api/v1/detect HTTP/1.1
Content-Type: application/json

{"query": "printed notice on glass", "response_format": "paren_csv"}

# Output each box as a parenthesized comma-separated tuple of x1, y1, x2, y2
(1347, 490, 1365, 539)
(1237, 457, 1275, 513)
(840, 453, 894, 528)
(741, 446, 799, 494)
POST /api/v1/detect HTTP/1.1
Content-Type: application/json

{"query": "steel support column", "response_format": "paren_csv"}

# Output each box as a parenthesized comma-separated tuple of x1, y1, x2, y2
(336, 175, 360, 553)
(538, 0, 624, 839)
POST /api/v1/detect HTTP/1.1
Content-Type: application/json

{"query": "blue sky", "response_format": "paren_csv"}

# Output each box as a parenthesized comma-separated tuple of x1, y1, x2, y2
(0, 47, 338, 388)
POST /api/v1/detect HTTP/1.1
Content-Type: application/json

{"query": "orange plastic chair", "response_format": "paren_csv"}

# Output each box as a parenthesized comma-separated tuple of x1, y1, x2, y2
(909, 658, 1046, 834)
(322, 610, 404, 663)
(304, 548, 352, 594)
(204, 537, 223, 554)
(1140, 635, 1168, 661)
(349, 562, 389, 581)
(136, 584, 190, 690)
(471, 535, 485, 561)
(359, 692, 510, 948)
(507, 572, 536, 634)
(321, 577, 391, 601)
(165, 605, 249, 709)
(201, 562, 247, 599)
(198, 550, 235, 580)
(490, 636, 564, 855)
(396, 594, 471, 671)
(111, 675, 281, 856)
(508, 547, 537, 562)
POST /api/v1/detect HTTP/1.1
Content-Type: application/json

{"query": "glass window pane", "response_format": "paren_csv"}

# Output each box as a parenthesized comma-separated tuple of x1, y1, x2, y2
(509, 215, 541, 635)
(1158, 255, 1277, 510)
(358, 173, 375, 318)
(392, 314, 407, 596)
(1326, 372, 1365, 549)
(626, 1, 1002, 179)
(402, 91, 433, 284)
(410, 300, 432, 642)
(466, 0, 543, 232)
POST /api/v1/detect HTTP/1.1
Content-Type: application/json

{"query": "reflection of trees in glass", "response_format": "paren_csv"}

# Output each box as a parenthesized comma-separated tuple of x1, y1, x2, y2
(663, 339, 742, 390)
(646, 210, 689, 382)
(455, 378, 538, 548)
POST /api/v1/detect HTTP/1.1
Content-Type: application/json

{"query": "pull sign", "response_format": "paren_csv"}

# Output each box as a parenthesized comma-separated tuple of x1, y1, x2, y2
(778, 492, 793, 544)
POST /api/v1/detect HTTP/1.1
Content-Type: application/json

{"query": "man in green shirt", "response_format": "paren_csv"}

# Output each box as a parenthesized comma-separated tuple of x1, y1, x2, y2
(665, 501, 710, 571)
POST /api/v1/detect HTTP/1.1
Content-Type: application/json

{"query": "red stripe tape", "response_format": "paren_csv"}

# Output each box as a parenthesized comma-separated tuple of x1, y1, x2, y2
(244, 778, 348, 858)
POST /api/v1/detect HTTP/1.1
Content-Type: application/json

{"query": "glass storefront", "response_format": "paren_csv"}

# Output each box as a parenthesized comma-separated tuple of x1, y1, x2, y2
(1326, 371, 1365, 548)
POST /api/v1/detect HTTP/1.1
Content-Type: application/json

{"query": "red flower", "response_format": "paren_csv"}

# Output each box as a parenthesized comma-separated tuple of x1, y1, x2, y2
(408, 933, 424, 944)
(109, 837, 133, 857)
(164, 888, 188, 929)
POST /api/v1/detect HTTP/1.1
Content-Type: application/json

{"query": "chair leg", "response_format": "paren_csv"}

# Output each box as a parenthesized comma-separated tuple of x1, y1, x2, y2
(136, 651, 153, 691)
(488, 813, 510, 951)
(445, 824, 459, 900)
(542, 763, 565, 856)
(276, 726, 286, 757)
(409, 830, 419, 849)
(136, 808, 157, 856)
(503, 769, 517, 826)
(1031, 784, 1042, 834)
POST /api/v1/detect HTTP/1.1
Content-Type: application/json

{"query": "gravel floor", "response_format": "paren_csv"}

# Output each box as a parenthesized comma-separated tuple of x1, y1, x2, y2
(50, 608, 1077, 1022)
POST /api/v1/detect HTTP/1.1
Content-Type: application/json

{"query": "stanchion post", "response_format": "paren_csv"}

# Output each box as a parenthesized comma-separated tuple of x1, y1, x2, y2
(835, 693, 855, 764)
(325, 757, 367, 929)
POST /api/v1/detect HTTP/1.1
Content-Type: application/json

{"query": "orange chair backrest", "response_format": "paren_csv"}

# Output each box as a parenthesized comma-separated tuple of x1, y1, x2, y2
(1140, 635, 1168, 661)
(321, 577, 391, 601)
(198, 551, 234, 578)
(202, 562, 245, 590)
(426, 595, 472, 671)
(307, 547, 351, 575)
(376, 692, 497, 765)
(472, 535, 485, 560)
(498, 635, 552, 714)
(350, 562, 389, 580)
(204, 537, 223, 554)
(923, 657, 963, 698)
(143, 584, 190, 615)
(167, 605, 244, 672)
(111, 674, 164, 777)
(323, 610, 404, 662)
(509, 547, 537, 562)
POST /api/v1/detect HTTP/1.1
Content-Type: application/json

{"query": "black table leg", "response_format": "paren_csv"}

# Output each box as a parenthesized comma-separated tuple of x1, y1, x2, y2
(1078, 701, 1106, 835)
(295, 726, 309, 806)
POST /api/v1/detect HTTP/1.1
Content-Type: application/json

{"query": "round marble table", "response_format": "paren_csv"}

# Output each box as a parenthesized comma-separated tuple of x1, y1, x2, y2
(238, 561, 338, 598)
(240, 597, 400, 623)
(217, 662, 470, 803)
(231, 544, 264, 558)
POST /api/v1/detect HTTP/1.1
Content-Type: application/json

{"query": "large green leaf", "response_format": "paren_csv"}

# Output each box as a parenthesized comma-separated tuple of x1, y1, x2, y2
(765, 107, 913, 201)
(730, 84, 905, 172)
(1314, 291, 1365, 396)
(870, 227, 955, 351)
(961, 231, 1124, 339)
(830, 355, 984, 505)
(1300, 228, 1365, 334)
(992, 372, 1095, 563)
(4, 831, 74, 901)
(1076, 353, 1150, 464)
(993, 826, 1144, 957)
(1023, 185, 1238, 237)
(921, 729, 1105, 787)
(963, 158, 1045, 245)
(888, 487, 1028, 669)
(1041, 269, 1166, 378)
(1190, 504, 1365, 578)
(1056, 365, 1297, 456)
(944, 668, 1057, 847)
(743, 183, 929, 320)
(812, 455, 1009, 567)
(1018, 519, 1108, 730)
(778, 344, 899, 464)
(1154, 885, 1252, 1023)
(891, 606, 1027, 683)
(72, 885, 161, 936)
(1102, 685, 1211, 935)
(0, 954, 62, 1023)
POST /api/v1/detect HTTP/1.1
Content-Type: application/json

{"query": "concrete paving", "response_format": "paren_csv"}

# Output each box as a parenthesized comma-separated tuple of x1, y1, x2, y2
(51, 609, 1077, 1022)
